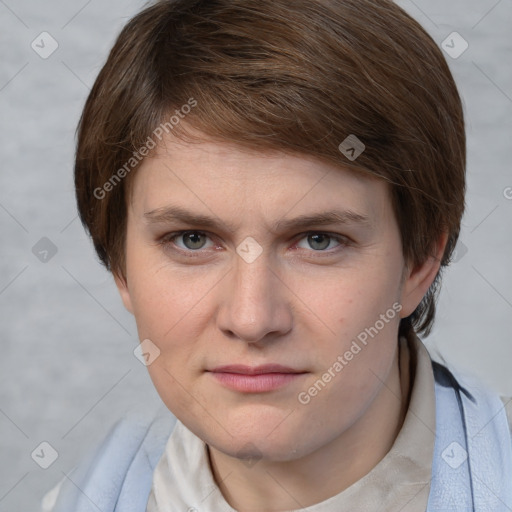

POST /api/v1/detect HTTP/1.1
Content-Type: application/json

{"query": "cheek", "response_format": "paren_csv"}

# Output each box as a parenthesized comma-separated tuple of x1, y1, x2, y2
(127, 256, 216, 339)
(289, 259, 403, 401)
(126, 262, 220, 402)
(129, 267, 214, 413)
(291, 261, 402, 334)
(292, 314, 400, 453)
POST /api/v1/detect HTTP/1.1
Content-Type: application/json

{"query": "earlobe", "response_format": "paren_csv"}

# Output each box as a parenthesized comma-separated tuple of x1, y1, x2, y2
(113, 272, 134, 314)
(399, 231, 449, 318)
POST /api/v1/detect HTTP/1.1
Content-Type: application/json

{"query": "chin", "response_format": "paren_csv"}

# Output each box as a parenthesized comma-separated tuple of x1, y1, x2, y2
(210, 432, 308, 463)
(201, 414, 311, 462)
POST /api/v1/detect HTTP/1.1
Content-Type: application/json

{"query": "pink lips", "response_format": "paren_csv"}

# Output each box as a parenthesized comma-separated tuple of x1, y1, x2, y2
(207, 364, 307, 393)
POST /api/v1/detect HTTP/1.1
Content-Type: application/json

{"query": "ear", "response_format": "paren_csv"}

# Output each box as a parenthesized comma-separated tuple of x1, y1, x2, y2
(113, 271, 134, 314)
(399, 231, 449, 318)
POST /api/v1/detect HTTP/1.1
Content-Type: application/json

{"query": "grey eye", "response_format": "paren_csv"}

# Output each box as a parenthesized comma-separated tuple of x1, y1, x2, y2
(180, 231, 208, 250)
(307, 233, 332, 250)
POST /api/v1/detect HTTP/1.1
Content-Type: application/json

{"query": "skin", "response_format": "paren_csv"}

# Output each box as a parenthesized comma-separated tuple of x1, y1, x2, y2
(114, 129, 447, 511)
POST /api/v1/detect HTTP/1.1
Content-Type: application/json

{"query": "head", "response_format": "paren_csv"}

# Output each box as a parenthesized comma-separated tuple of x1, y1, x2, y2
(75, 0, 465, 460)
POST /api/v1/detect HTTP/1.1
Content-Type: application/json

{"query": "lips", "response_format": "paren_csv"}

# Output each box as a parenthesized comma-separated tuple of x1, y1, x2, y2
(207, 364, 307, 393)
(209, 364, 304, 375)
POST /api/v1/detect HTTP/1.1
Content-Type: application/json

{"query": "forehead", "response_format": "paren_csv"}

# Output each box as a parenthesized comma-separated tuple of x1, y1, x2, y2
(129, 134, 392, 229)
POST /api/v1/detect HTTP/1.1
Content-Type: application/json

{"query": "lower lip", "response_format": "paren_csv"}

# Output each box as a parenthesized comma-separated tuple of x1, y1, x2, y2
(209, 372, 305, 392)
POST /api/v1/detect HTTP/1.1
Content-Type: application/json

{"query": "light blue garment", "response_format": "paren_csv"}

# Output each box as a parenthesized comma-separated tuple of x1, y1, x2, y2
(52, 362, 512, 512)
(427, 362, 512, 511)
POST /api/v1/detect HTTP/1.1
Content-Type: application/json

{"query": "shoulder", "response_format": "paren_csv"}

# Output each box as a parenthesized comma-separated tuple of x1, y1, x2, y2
(431, 359, 512, 434)
(40, 405, 177, 512)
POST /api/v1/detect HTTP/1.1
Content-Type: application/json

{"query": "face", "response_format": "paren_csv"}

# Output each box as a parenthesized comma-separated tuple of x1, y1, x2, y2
(115, 132, 435, 462)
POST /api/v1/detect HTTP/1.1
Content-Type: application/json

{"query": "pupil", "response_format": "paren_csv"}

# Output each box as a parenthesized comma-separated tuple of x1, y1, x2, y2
(309, 234, 330, 250)
(185, 232, 205, 249)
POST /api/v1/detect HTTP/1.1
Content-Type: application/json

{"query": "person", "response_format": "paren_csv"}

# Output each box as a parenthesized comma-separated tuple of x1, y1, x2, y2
(43, 0, 512, 510)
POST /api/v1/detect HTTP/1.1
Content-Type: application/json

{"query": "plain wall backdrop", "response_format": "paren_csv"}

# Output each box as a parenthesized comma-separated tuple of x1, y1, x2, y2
(0, 0, 511, 510)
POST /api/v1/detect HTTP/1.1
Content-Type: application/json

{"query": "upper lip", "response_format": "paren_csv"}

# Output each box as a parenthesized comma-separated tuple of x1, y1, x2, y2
(208, 364, 306, 375)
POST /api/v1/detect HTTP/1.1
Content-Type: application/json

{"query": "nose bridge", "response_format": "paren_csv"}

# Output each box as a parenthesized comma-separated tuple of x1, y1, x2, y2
(236, 253, 273, 303)
(218, 251, 290, 342)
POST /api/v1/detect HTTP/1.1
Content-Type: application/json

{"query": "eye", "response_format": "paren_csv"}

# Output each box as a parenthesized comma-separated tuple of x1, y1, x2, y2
(295, 232, 346, 252)
(165, 231, 215, 251)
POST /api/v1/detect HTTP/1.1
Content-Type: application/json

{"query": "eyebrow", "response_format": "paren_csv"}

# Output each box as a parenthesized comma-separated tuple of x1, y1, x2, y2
(143, 205, 371, 233)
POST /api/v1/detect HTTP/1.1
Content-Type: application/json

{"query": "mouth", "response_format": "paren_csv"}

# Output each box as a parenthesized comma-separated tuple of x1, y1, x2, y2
(206, 364, 308, 393)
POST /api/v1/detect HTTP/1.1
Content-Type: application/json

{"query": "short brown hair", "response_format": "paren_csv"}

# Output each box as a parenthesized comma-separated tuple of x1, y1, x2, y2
(74, 0, 466, 336)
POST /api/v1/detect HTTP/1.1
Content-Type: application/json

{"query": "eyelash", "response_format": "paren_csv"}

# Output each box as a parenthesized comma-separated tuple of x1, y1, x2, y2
(157, 230, 350, 258)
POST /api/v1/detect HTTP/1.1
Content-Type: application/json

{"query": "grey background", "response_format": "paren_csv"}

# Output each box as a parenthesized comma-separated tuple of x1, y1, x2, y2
(0, 0, 511, 510)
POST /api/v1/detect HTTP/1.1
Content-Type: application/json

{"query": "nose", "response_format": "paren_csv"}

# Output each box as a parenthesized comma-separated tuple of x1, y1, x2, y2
(216, 252, 293, 344)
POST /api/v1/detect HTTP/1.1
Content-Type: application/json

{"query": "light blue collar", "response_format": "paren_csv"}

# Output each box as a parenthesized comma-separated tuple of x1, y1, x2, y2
(427, 362, 512, 511)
